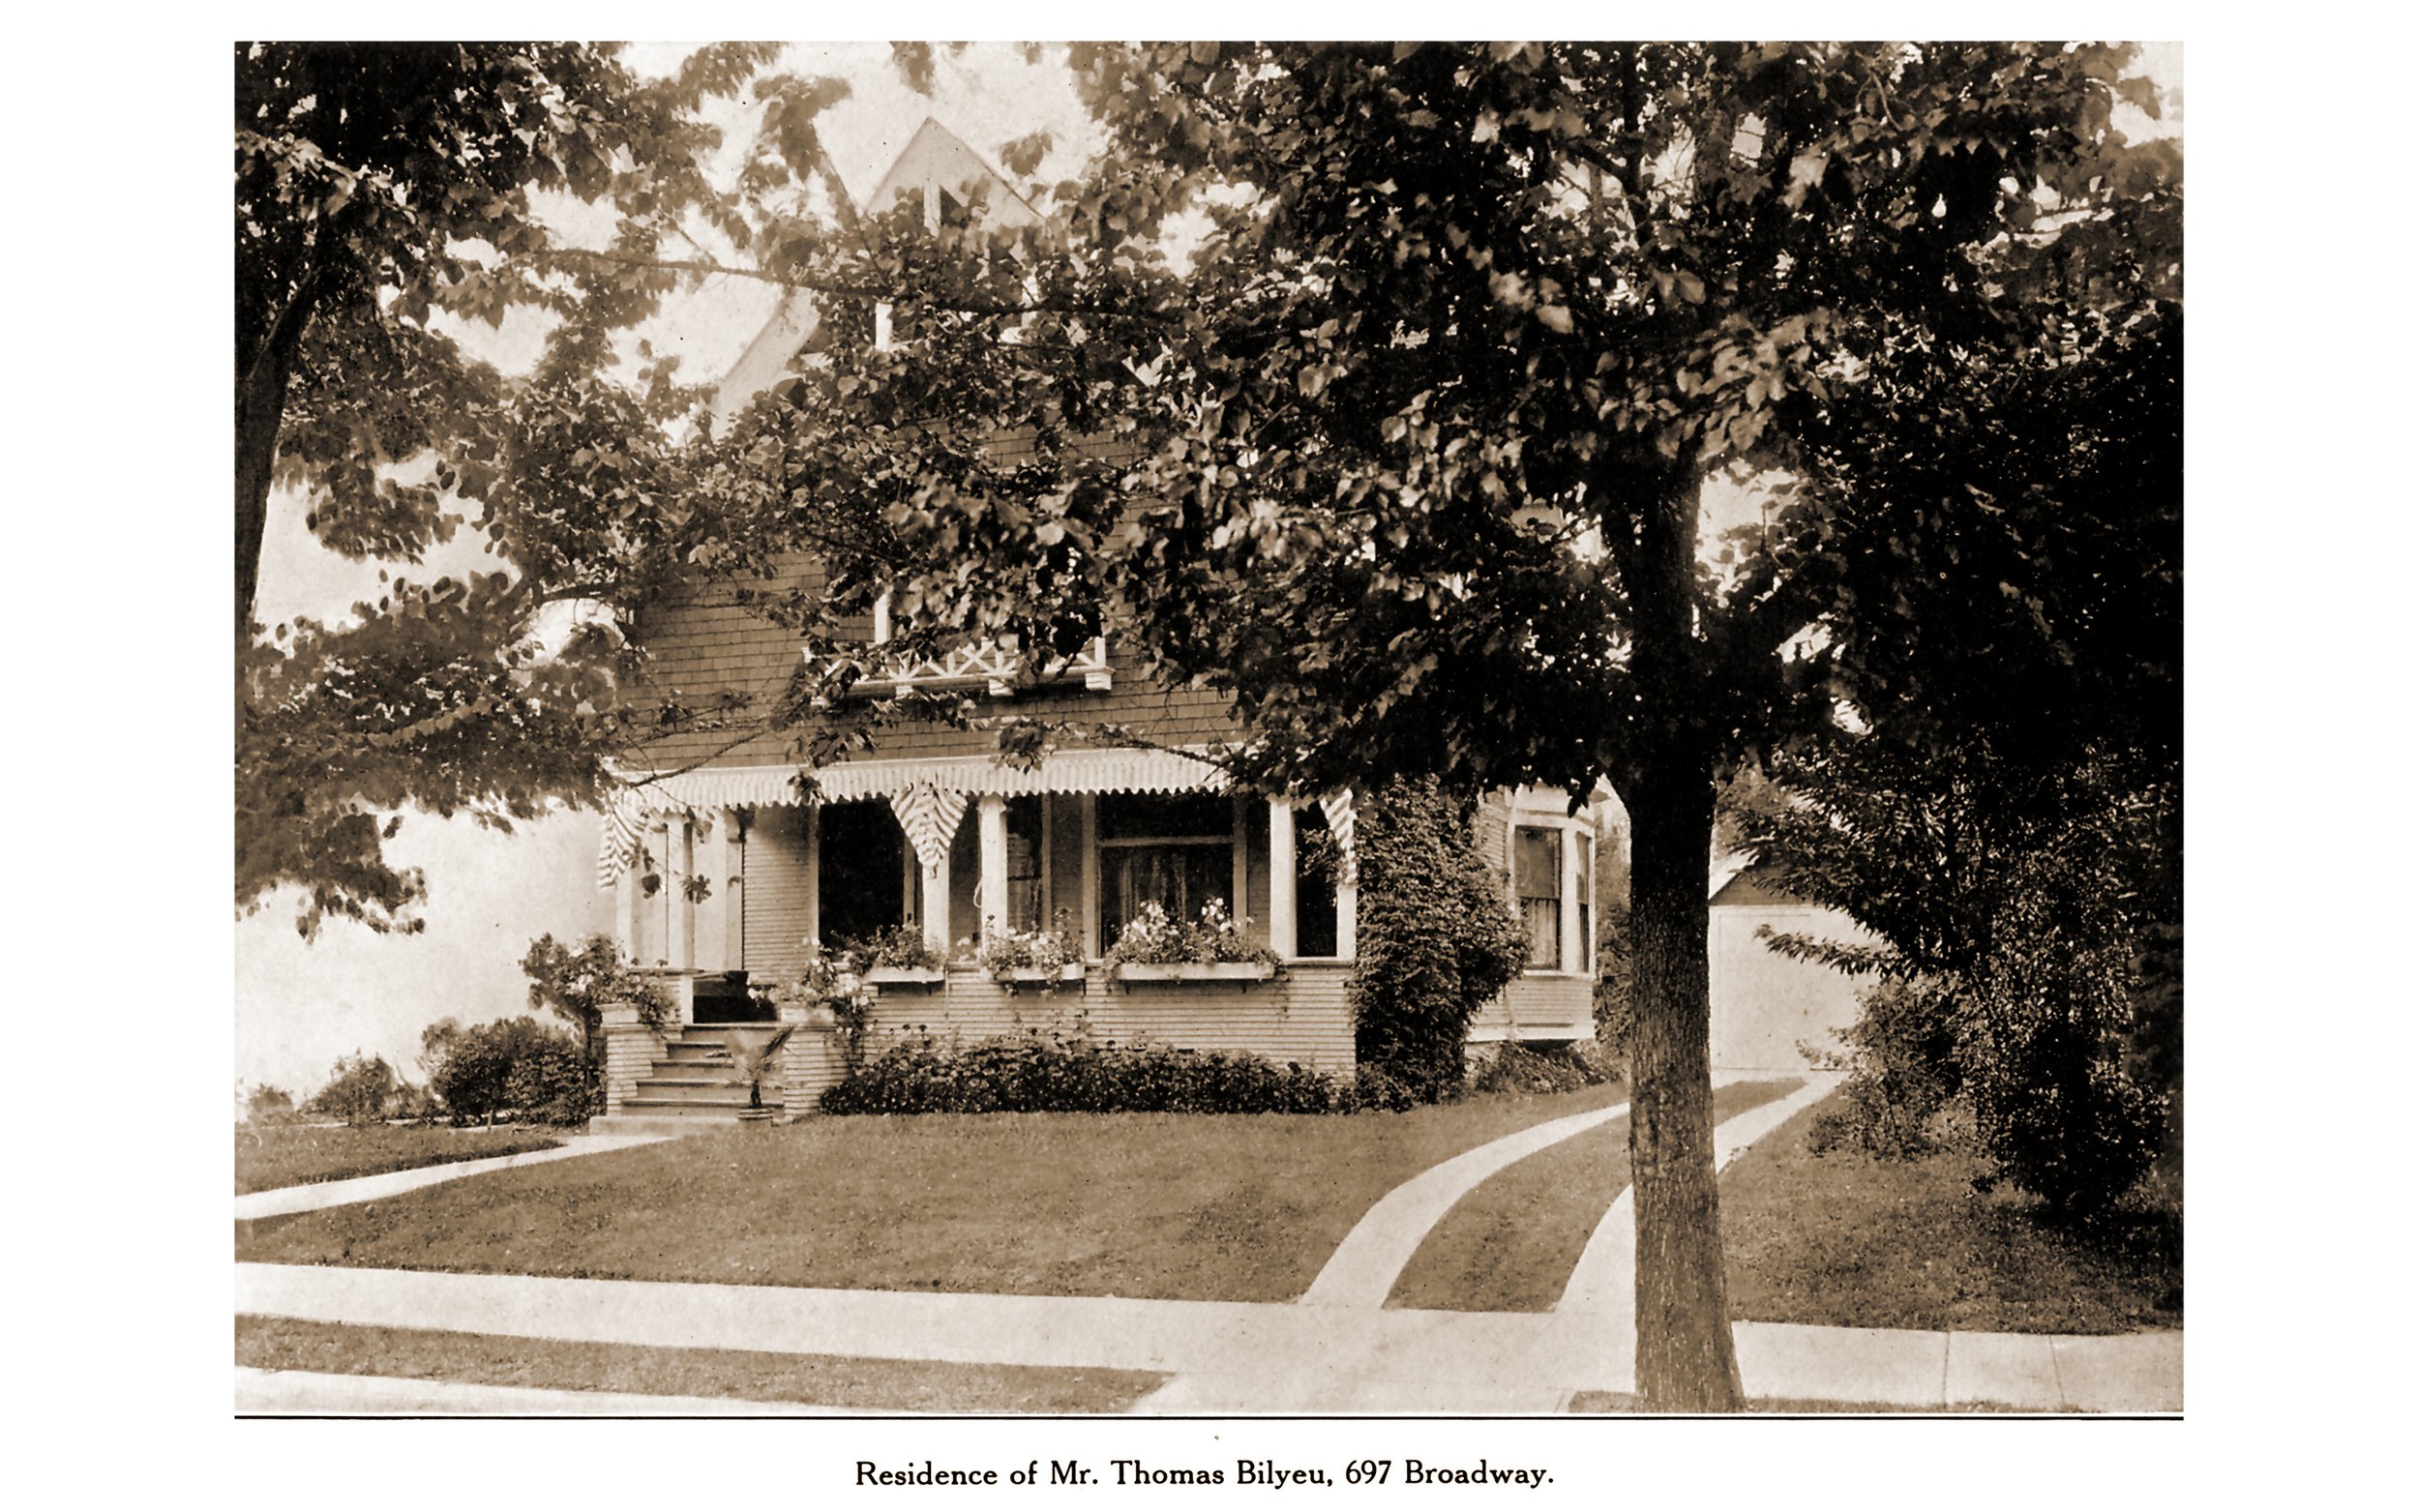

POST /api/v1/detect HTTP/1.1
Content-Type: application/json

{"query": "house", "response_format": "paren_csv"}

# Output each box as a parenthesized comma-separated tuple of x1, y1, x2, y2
(1705, 854, 1874, 1073)
(585, 122, 1604, 1124)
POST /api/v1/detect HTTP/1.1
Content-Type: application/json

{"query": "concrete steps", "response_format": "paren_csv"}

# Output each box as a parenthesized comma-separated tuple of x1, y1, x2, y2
(612, 1024, 787, 1128)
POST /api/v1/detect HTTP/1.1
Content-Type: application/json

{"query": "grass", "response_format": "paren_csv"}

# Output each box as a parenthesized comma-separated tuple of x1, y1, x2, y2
(235, 1082, 1629, 1303)
(237, 1316, 1163, 1412)
(1566, 1390, 2017, 1415)
(236, 1123, 567, 1196)
(1387, 1079, 1800, 1312)
(1721, 1095, 2183, 1334)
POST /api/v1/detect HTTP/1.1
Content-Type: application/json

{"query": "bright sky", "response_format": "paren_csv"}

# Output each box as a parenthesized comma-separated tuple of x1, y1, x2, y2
(238, 41, 2185, 1103)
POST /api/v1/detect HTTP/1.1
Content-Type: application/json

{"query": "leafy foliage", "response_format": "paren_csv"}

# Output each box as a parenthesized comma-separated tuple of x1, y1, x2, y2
(521, 933, 676, 1037)
(1348, 780, 1530, 1102)
(977, 910, 1085, 980)
(423, 1016, 599, 1126)
(1757, 742, 2174, 1215)
(243, 1083, 299, 1125)
(1471, 1041, 1618, 1097)
(832, 924, 945, 971)
(305, 1052, 398, 1126)
(819, 1030, 1343, 1115)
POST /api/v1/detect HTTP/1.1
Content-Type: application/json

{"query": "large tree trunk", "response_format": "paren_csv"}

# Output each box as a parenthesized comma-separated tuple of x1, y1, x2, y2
(236, 270, 315, 645)
(1627, 750, 1740, 1409)
(1621, 464, 1744, 1411)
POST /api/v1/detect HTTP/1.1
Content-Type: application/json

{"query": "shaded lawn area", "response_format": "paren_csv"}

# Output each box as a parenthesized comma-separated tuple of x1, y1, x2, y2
(237, 1317, 1162, 1413)
(1721, 1096, 2182, 1334)
(236, 1124, 566, 1196)
(1388, 1079, 1800, 1312)
(235, 1083, 1628, 1303)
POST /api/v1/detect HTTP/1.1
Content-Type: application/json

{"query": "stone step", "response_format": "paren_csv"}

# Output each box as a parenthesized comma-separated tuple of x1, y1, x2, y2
(590, 1113, 779, 1137)
(615, 1097, 783, 1117)
(632, 1081, 756, 1105)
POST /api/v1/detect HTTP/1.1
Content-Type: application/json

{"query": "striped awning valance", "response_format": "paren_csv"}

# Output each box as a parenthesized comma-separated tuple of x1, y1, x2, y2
(618, 746, 1234, 814)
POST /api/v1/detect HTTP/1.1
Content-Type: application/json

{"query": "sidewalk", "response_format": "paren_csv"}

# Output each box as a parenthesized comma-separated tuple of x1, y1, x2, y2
(236, 1262, 2179, 1412)
(236, 1366, 828, 1415)
(235, 1134, 672, 1222)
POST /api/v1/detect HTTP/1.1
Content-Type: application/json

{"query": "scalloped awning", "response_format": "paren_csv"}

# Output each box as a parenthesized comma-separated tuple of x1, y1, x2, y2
(629, 747, 1232, 809)
(597, 747, 1236, 888)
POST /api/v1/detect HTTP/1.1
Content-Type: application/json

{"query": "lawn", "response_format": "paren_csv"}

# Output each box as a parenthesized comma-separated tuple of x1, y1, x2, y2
(235, 1083, 1629, 1303)
(1721, 1095, 2183, 1334)
(236, 1124, 567, 1196)
(1387, 1079, 1800, 1312)
(237, 1317, 1164, 1412)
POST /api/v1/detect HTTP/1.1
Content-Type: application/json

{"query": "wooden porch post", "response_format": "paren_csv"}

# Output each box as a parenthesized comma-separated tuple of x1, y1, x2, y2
(1268, 798, 1298, 959)
(802, 804, 820, 958)
(1079, 793, 1101, 959)
(978, 793, 1009, 943)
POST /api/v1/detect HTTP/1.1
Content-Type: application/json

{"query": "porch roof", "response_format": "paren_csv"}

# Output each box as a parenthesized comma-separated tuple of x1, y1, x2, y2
(623, 745, 1234, 814)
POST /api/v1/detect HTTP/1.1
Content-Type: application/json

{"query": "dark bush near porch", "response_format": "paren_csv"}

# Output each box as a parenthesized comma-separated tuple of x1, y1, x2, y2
(1470, 1041, 1616, 1096)
(820, 1030, 1344, 1115)
(426, 1017, 599, 1126)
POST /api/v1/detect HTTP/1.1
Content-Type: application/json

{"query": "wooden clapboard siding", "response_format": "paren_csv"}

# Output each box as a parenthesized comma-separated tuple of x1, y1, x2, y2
(743, 806, 815, 985)
(860, 964, 1356, 1076)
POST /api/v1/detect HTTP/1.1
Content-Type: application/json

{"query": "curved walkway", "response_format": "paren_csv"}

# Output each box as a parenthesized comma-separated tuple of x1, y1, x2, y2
(234, 1134, 672, 1222)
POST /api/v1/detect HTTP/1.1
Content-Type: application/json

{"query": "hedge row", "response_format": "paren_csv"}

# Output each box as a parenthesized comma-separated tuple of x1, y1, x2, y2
(819, 1031, 1419, 1115)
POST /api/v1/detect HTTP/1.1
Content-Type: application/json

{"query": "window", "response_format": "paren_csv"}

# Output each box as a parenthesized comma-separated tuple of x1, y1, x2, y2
(1099, 792, 1235, 942)
(1514, 825, 1564, 970)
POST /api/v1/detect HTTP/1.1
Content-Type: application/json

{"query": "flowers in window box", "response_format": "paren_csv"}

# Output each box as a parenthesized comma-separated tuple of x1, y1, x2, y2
(977, 909, 1085, 987)
(1104, 900, 1282, 969)
(832, 923, 943, 972)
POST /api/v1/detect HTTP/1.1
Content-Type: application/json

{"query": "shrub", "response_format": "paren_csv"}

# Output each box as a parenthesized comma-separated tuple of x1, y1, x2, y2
(427, 1017, 599, 1126)
(522, 933, 675, 1038)
(306, 1052, 397, 1126)
(243, 1083, 297, 1125)
(1348, 778, 1529, 1102)
(821, 1030, 1342, 1115)
(1806, 975, 1968, 1159)
(1471, 1041, 1615, 1097)
(1592, 896, 1635, 1076)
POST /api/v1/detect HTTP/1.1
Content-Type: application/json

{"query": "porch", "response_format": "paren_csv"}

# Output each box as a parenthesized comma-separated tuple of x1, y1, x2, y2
(591, 750, 1601, 1120)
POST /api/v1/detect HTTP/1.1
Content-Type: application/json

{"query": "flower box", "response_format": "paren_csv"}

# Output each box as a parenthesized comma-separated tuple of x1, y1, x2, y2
(994, 963, 1089, 989)
(864, 965, 946, 989)
(1111, 961, 1277, 985)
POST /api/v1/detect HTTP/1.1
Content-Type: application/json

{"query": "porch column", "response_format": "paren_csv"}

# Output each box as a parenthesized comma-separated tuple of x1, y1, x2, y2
(1561, 821, 1585, 975)
(1079, 793, 1101, 959)
(802, 804, 820, 957)
(666, 816, 695, 973)
(696, 810, 732, 972)
(728, 809, 749, 969)
(978, 793, 1010, 942)
(1267, 798, 1298, 959)
(920, 843, 951, 957)
(1326, 791, 1359, 961)
(613, 863, 637, 958)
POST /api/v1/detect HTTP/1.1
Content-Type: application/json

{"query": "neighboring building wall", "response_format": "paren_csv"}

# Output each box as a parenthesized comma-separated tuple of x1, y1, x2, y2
(1707, 878, 1874, 1071)
(857, 964, 1357, 1075)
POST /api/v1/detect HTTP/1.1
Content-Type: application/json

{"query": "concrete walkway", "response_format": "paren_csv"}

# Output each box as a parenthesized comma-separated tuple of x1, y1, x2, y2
(236, 1366, 828, 1415)
(1557, 1075, 1840, 1315)
(235, 1134, 672, 1221)
(235, 1262, 2178, 1412)
(233, 1074, 2180, 1414)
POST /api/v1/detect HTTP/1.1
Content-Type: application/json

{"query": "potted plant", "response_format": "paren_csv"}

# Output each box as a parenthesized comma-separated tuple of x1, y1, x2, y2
(721, 1023, 797, 1122)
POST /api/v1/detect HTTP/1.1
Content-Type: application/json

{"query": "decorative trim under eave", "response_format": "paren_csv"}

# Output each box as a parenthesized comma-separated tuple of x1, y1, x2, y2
(620, 746, 1236, 814)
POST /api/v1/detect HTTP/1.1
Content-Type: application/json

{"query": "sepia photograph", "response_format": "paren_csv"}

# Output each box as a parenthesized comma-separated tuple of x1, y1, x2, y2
(232, 38, 2185, 1425)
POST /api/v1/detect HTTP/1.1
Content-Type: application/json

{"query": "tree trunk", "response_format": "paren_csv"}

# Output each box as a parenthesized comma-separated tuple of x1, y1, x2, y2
(1620, 463, 1744, 1411)
(1627, 751, 1740, 1409)
(236, 271, 316, 646)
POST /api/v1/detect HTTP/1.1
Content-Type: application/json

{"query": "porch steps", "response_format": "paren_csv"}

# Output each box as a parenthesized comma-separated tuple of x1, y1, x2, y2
(602, 1025, 786, 1129)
